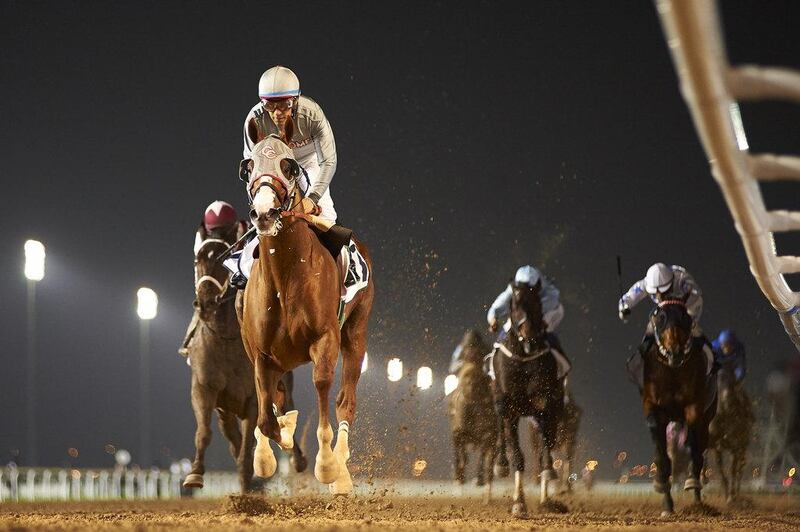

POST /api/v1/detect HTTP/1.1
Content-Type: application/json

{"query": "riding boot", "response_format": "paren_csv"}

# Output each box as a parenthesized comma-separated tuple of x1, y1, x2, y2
(178, 310, 200, 357)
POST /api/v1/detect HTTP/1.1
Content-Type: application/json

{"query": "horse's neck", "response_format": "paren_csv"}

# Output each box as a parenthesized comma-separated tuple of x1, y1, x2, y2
(203, 297, 239, 336)
(258, 217, 313, 286)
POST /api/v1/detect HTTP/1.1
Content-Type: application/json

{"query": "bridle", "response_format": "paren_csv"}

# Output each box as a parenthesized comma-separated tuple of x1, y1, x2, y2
(508, 287, 549, 357)
(652, 299, 693, 366)
(194, 238, 234, 305)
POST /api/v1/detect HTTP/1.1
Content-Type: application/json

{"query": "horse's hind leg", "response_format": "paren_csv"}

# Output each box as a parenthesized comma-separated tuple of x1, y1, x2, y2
(217, 409, 246, 491)
(280, 372, 307, 473)
(184, 378, 217, 489)
(238, 397, 257, 492)
(715, 448, 730, 502)
(453, 435, 467, 484)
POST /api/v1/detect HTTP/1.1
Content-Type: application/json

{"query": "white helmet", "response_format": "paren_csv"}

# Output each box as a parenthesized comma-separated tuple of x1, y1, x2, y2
(514, 265, 541, 286)
(645, 263, 674, 294)
(258, 66, 300, 99)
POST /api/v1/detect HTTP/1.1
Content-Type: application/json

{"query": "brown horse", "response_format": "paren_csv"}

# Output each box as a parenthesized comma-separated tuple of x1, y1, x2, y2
(184, 222, 306, 493)
(492, 280, 565, 517)
(640, 298, 715, 515)
(447, 329, 496, 496)
(530, 388, 581, 494)
(238, 135, 374, 495)
(708, 363, 753, 502)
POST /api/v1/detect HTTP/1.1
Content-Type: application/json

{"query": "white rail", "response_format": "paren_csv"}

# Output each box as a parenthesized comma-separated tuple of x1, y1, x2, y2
(657, 0, 800, 350)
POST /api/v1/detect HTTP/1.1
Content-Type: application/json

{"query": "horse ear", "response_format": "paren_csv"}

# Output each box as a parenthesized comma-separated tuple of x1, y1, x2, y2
(239, 158, 253, 183)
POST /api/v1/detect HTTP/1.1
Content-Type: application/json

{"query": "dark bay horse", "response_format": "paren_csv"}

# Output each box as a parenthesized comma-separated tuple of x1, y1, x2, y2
(238, 136, 374, 496)
(492, 280, 564, 517)
(184, 222, 306, 493)
(447, 329, 496, 498)
(641, 298, 715, 515)
(708, 362, 753, 502)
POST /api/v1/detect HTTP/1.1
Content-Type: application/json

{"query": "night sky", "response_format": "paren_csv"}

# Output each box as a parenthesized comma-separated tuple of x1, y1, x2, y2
(2, 1, 800, 479)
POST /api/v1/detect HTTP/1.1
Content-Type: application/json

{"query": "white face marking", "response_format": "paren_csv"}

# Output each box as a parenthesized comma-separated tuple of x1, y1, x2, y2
(253, 186, 279, 218)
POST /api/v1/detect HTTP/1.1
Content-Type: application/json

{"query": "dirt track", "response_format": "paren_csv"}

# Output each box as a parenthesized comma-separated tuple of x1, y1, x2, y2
(2, 491, 798, 531)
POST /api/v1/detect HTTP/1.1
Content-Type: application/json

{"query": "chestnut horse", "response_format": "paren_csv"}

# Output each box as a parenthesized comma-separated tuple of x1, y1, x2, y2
(492, 280, 564, 517)
(641, 298, 716, 515)
(184, 222, 306, 493)
(238, 135, 374, 495)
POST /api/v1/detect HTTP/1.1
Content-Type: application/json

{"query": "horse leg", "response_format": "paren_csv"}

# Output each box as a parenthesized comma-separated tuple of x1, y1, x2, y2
(507, 416, 527, 517)
(539, 415, 558, 504)
(493, 395, 510, 478)
(216, 409, 246, 492)
(184, 379, 217, 489)
(253, 355, 281, 478)
(281, 372, 308, 473)
(237, 397, 257, 492)
(715, 448, 730, 503)
(481, 436, 495, 503)
(453, 435, 466, 484)
(312, 332, 340, 485)
(647, 413, 674, 515)
(685, 405, 708, 504)
(326, 321, 366, 495)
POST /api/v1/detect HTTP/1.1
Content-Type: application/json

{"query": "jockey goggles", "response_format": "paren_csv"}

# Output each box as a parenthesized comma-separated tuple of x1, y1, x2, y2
(261, 97, 295, 111)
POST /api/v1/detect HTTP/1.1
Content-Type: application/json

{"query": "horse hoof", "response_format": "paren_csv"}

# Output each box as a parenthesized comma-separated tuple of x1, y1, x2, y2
(540, 468, 556, 482)
(494, 463, 510, 478)
(684, 477, 701, 491)
(277, 410, 298, 450)
(182, 473, 203, 489)
(511, 502, 528, 518)
(660, 510, 674, 518)
(329, 474, 353, 496)
(315, 457, 340, 484)
(290, 454, 308, 473)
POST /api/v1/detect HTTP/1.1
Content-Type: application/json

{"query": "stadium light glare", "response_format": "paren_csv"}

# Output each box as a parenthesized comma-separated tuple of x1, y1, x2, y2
(136, 287, 158, 320)
(416, 366, 433, 390)
(387, 357, 403, 382)
(24, 240, 45, 281)
(444, 374, 459, 396)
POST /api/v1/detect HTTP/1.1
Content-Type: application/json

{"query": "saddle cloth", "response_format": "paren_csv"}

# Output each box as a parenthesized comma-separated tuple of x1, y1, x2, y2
(223, 236, 369, 304)
(485, 342, 571, 381)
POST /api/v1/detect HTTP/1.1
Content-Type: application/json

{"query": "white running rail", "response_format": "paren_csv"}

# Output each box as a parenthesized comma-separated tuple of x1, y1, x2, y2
(657, 0, 800, 351)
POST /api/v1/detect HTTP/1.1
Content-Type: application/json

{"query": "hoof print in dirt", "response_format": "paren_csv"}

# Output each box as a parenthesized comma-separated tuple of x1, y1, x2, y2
(680, 502, 720, 517)
(539, 499, 568, 514)
(224, 494, 274, 516)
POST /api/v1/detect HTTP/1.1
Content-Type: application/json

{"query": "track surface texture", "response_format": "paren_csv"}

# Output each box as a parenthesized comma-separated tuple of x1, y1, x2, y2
(2, 490, 798, 531)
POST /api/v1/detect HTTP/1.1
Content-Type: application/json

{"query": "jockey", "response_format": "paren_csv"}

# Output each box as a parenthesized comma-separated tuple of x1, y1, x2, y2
(712, 329, 747, 384)
(449, 329, 490, 374)
(242, 65, 337, 223)
(487, 265, 566, 354)
(618, 263, 706, 387)
(178, 201, 240, 357)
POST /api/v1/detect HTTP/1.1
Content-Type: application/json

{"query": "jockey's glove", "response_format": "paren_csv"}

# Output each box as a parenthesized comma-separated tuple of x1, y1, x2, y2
(619, 306, 631, 322)
(301, 196, 321, 216)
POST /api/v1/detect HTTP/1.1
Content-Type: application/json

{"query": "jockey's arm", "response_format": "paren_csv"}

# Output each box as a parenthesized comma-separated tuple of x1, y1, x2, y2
(487, 285, 512, 326)
(619, 279, 648, 313)
(242, 103, 263, 160)
(307, 106, 337, 204)
(675, 269, 703, 320)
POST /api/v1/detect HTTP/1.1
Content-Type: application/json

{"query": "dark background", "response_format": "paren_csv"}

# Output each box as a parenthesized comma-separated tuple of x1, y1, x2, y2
(2, 1, 799, 479)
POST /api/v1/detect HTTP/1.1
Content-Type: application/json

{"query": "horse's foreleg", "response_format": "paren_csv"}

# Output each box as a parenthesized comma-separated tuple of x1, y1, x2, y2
(312, 332, 340, 485)
(453, 435, 466, 484)
(715, 448, 730, 502)
(685, 404, 708, 503)
(253, 355, 281, 478)
(539, 415, 559, 503)
(507, 416, 527, 517)
(216, 410, 246, 491)
(184, 379, 217, 489)
(481, 436, 495, 503)
(647, 413, 674, 515)
(493, 395, 510, 478)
